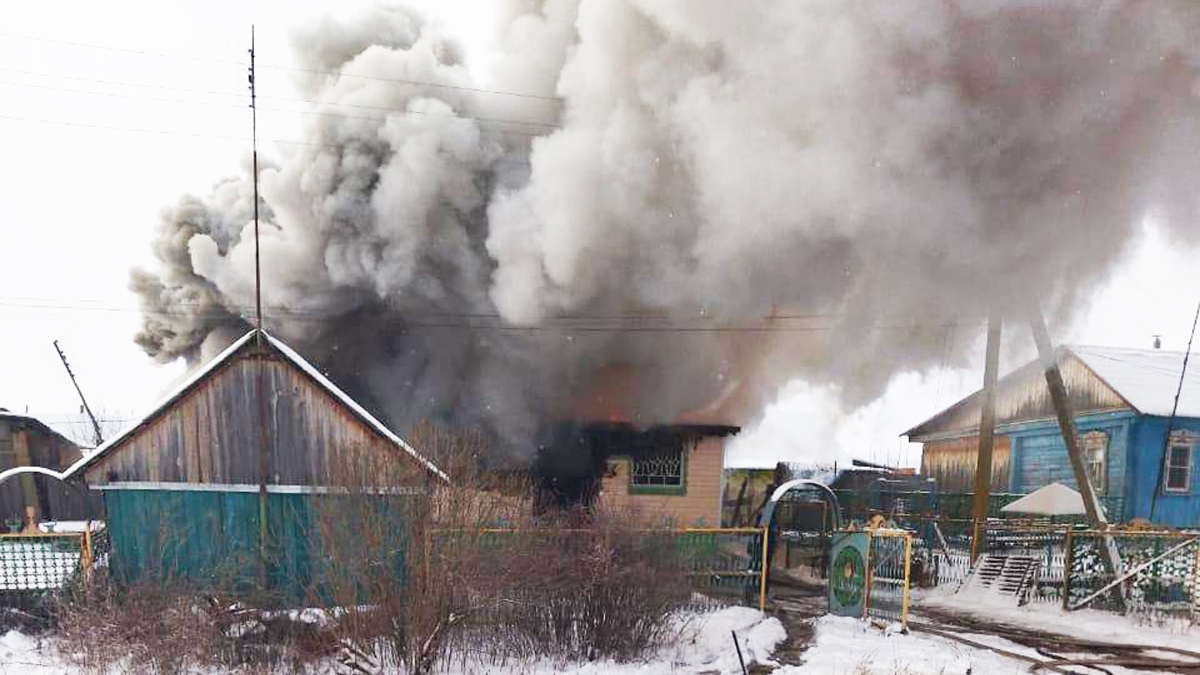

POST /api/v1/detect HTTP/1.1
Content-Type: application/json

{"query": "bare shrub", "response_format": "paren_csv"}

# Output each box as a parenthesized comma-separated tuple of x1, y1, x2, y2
(56, 580, 228, 675)
(52, 422, 703, 674)
(304, 422, 695, 673)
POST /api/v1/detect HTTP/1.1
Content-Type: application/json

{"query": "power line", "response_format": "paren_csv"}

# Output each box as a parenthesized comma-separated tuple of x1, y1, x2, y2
(0, 30, 562, 102)
(0, 65, 563, 130)
(0, 300, 983, 334)
(0, 78, 559, 136)
(0, 66, 245, 97)
(256, 59, 562, 102)
(0, 295, 970, 322)
(0, 112, 539, 164)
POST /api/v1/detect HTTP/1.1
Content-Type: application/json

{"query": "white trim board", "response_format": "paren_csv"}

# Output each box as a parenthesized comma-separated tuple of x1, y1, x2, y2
(94, 482, 426, 496)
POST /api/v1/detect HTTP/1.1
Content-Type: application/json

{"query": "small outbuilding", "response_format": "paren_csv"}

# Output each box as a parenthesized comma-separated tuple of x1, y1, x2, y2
(0, 410, 91, 524)
(62, 329, 446, 597)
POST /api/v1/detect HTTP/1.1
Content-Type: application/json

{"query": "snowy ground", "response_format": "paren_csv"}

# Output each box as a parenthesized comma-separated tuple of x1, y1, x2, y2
(773, 616, 1030, 674)
(0, 606, 788, 675)
(921, 587, 1200, 652)
(2, 597, 1192, 674)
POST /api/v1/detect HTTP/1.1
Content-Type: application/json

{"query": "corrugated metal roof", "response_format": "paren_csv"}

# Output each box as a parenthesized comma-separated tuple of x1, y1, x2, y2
(904, 344, 1200, 440)
(61, 329, 447, 482)
(1071, 345, 1200, 418)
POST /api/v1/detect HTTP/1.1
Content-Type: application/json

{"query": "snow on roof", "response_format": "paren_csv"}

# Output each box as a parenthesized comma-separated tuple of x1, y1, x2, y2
(62, 329, 447, 482)
(1070, 345, 1200, 418)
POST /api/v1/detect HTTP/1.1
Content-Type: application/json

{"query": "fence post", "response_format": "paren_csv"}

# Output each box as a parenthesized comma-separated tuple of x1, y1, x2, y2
(82, 527, 93, 569)
(1193, 539, 1200, 619)
(758, 527, 770, 612)
(863, 532, 874, 619)
(901, 533, 913, 628)
(1062, 529, 1074, 611)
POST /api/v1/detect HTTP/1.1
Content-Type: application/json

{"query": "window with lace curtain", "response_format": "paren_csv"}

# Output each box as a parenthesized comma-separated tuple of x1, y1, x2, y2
(1081, 430, 1108, 494)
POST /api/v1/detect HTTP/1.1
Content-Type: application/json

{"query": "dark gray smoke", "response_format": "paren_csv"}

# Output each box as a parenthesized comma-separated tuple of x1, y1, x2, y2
(133, 1, 1200, 457)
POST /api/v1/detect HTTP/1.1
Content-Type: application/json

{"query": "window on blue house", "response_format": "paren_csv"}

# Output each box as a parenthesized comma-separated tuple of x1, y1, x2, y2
(1081, 431, 1108, 494)
(1165, 443, 1192, 493)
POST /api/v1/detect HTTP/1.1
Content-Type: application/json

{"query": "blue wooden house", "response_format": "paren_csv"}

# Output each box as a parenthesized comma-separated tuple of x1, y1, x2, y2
(905, 345, 1200, 528)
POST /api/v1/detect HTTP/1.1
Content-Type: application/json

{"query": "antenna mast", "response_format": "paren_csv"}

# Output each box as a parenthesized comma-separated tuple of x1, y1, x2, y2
(250, 25, 263, 346)
(53, 340, 102, 446)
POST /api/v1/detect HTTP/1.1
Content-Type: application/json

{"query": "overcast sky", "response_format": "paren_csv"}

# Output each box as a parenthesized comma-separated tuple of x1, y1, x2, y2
(2, 1, 1199, 466)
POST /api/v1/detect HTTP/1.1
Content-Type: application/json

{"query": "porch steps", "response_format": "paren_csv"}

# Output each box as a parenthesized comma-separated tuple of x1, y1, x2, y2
(959, 554, 1039, 604)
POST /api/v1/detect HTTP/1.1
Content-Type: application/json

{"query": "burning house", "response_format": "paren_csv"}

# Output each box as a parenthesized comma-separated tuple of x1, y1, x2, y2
(120, 5, 1200, 538)
(534, 367, 740, 526)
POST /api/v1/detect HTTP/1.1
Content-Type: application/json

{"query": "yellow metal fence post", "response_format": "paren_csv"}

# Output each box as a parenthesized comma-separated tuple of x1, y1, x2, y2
(900, 533, 913, 628)
(863, 531, 874, 619)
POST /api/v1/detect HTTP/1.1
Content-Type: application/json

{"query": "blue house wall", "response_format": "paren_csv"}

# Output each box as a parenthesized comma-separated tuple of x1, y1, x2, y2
(1003, 412, 1200, 528)
(1124, 415, 1200, 527)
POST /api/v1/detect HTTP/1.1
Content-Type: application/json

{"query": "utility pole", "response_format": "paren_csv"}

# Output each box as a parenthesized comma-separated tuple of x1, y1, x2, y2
(250, 25, 263, 345)
(1028, 307, 1124, 606)
(969, 315, 1002, 563)
(53, 340, 102, 447)
(250, 25, 271, 591)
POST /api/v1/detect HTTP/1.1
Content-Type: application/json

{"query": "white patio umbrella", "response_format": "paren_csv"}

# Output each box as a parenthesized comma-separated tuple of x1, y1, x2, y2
(1000, 482, 1086, 517)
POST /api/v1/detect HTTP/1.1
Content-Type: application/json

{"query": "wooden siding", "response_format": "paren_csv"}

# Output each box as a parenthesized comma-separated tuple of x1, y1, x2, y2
(598, 436, 725, 526)
(920, 435, 1011, 493)
(908, 354, 1131, 441)
(83, 351, 426, 488)
(0, 416, 90, 521)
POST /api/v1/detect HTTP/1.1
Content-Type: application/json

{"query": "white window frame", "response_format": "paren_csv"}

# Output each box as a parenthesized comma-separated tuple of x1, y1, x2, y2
(1164, 442, 1193, 494)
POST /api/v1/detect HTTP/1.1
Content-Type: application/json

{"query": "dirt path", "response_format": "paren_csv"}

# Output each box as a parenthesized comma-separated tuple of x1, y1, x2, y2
(754, 576, 827, 671)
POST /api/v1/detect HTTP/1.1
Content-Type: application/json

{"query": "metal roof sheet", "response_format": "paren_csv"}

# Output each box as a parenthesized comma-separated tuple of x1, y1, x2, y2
(1069, 345, 1200, 418)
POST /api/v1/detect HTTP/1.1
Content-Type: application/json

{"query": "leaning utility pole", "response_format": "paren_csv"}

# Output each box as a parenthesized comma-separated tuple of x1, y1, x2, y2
(969, 315, 1002, 563)
(1028, 307, 1124, 605)
(1027, 311, 1107, 526)
(53, 340, 102, 447)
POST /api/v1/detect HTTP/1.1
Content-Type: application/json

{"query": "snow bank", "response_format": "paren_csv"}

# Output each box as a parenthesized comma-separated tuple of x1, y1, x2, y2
(437, 606, 786, 674)
(774, 616, 1027, 674)
(0, 630, 63, 675)
(0, 606, 785, 675)
(923, 590, 1200, 652)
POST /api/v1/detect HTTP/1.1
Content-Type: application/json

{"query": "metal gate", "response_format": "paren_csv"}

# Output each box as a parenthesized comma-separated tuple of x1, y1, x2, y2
(865, 529, 913, 627)
(828, 528, 913, 627)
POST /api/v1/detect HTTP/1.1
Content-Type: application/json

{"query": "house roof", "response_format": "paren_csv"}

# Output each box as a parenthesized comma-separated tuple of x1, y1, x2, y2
(61, 329, 447, 482)
(1069, 345, 1200, 418)
(904, 344, 1200, 441)
(0, 410, 80, 450)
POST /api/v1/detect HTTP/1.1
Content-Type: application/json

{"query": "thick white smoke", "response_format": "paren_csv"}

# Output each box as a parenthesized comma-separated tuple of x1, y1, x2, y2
(133, 1, 1200, 457)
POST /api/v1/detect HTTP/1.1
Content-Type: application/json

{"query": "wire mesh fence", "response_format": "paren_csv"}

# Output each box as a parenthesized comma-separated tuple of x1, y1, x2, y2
(1065, 529, 1200, 622)
(430, 527, 768, 611)
(0, 532, 90, 591)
